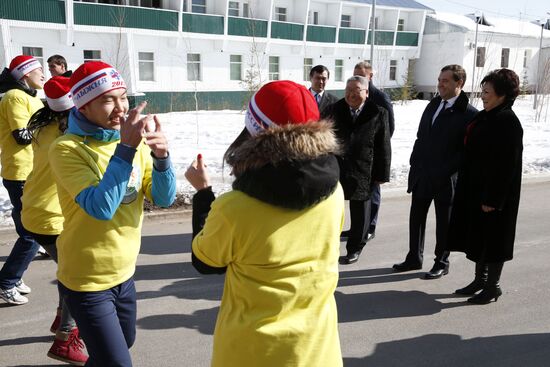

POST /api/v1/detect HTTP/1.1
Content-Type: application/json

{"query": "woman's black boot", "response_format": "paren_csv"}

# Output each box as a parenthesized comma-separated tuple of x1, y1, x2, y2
(455, 262, 488, 295)
(468, 262, 504, 304)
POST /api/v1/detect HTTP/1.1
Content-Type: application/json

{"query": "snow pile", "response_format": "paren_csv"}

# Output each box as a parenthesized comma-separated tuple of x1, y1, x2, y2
(0, 95, 548, 226)
(429, 12, 550, 39)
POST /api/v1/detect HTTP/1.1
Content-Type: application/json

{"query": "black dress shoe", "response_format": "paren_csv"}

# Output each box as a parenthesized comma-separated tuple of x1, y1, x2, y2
(339, 251, 361, 265)
(340, 230, 351, 240)
(392, 261, 422, 272)
(424, 267, 449, 279)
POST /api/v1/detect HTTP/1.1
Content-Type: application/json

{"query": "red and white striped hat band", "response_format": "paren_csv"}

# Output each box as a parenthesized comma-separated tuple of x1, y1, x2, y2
(70, 67, 126, 109)
(10, 56, 42, 81)
(245, 94, 277, 136)
(46, 93, 73, 112)
(44, 76, 73, 112)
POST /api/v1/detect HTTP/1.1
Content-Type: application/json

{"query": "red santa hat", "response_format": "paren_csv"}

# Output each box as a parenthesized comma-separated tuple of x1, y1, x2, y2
(245, 80, 320, 136)
(9, 55, 42, 81)
(69, 61, 127, 109)
(44, 76, 73, 112)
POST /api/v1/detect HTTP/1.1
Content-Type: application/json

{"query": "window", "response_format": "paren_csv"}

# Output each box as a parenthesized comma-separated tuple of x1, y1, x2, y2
(243, 3, 249, 17)
(192, 0, 206, 14)
(501, 48, 509, 68)
(335, 59, 344, 82)
(308, 11, 319, 25)
(389, 60, 397, 81)
(187, 53, 201, 81)
(275, 7, 286, 22)
(269, 56, 279, 81)
(138, 52, 154, 81)
(230, 55, 242, 81)
(303, 58, 313, 81)
(523, 49, 531, 68)
(341, 14, 351, 28)
(228, 1, 239, 16)
(22, 47, 43, 66)
(476, 47, 486, 67)
(83, 50, 101, 63)
(183, 0, 188, 11)
(397, 18, 405, 31)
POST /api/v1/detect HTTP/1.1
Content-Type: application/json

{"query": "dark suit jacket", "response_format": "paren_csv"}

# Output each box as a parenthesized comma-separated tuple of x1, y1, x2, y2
(325, 98, 392, 201)
(368, 81, 395, 136)
(407, 90, 477, 200)
(315, 91, 339, 119)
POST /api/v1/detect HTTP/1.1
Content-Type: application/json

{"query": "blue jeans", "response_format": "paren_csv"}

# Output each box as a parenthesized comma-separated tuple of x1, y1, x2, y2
(59, 278, 137, 367)
(0, 179, 40, 290)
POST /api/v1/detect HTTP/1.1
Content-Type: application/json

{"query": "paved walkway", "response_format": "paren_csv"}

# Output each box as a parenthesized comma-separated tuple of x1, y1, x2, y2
(1, 179, 549, 366)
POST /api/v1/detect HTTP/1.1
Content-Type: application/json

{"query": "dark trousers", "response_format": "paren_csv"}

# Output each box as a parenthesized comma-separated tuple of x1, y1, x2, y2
(406, 192, 451, 269)
(60, 278, 137, 367)
(369, 183, 381, 234)
(0, 179, 39, 289)
(28, 231, 76, 332)
(346, 199, 372, 253)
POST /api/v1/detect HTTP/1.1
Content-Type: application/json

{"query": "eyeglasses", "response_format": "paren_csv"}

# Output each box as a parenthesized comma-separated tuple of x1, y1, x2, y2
(345, 88, 367, 96)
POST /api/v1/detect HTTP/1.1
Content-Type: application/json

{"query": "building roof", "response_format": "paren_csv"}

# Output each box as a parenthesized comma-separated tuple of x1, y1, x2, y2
(429, 12, 550, 38)
(347, 0, 432, 11)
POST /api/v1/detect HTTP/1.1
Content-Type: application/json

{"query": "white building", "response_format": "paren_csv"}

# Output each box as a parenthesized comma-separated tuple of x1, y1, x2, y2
(0, 0, 431, 112)
(415, 12, 550, 97)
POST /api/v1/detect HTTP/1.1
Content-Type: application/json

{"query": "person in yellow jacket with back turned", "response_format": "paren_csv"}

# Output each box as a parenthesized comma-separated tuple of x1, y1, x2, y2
(0, 55, 45, 305)
(185, 80, 344, 367)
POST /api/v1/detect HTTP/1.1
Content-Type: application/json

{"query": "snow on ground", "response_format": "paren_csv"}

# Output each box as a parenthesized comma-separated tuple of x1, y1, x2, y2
(0, 95, 548, 226)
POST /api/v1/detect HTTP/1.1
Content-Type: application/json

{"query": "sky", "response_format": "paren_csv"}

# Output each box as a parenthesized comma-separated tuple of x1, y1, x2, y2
(416, 0, 550, 22)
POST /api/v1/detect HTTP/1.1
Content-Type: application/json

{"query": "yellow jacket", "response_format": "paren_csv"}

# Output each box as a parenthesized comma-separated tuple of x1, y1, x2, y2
(0, 89, 43, 180)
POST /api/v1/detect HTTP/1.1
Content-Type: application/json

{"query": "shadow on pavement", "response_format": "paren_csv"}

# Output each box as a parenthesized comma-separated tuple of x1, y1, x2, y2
(135, 261, 224, 301)
(343, 333, 550, 366)
(137, 306, 219, 335)
(140, 233, 192, 255)
(0, 335, 52, 347)
(338, 267, 425, 286)
(336, 290, 464, 322)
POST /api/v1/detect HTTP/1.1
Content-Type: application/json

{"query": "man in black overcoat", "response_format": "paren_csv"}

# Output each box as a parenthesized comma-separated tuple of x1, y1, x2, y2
(393, 64, 477, 278)
(324, 76, 391, 265)
(352, 61, 395, 243)
(309, 65, 339, 118)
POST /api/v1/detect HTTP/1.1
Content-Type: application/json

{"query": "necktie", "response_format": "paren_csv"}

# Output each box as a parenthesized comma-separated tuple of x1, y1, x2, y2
(315, 93, 321, 106)
(432, 100, 447, 125)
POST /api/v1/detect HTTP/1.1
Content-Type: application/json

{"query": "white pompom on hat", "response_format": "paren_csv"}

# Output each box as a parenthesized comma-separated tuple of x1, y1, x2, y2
(9, 55, 42, 81)
(244, 80, 320, 136)
(44, 76, 73, 112)
(69, 61, 127, 109)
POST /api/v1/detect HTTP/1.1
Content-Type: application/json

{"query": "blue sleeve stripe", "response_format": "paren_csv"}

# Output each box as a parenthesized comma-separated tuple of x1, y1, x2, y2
(75, 156, 133, 220)
(151, 165, 176, 208)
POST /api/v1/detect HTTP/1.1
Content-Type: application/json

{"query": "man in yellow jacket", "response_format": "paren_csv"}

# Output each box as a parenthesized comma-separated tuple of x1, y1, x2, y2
(0, 55, 45, 305)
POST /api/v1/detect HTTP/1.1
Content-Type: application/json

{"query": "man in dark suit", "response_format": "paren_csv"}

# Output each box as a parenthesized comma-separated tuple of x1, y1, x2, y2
(393, 64, 477, 278)
(351, 61, 395, 243)
(309, 65, 339, 118)
(325, 76, 391, 265)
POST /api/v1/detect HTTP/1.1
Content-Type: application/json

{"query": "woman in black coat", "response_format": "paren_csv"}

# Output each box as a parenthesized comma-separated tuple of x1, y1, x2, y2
(447, 69, 523, 304)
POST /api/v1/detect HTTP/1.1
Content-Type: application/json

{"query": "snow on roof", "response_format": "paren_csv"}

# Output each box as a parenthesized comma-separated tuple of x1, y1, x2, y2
(348, 0, 432, 11)
(429, 12, 550, 38)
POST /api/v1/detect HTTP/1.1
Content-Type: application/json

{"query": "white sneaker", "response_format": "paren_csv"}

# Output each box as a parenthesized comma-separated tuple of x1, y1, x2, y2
(0, 287, 29, 305)
(15, 279, 31, 294)
(37, 245, 50, 258)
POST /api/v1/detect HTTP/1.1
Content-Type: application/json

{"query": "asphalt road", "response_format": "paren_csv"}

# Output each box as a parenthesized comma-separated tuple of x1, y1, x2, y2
(1, 178, 549, 367)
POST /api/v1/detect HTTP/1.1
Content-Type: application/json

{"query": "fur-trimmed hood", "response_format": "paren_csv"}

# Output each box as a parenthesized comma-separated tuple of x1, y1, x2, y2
(229, 121, 342, 210)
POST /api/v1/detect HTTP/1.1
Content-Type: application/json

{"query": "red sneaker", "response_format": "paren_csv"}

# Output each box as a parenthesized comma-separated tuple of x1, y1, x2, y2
(47, 328, 88, 366)
(50, 307, 62, 334)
